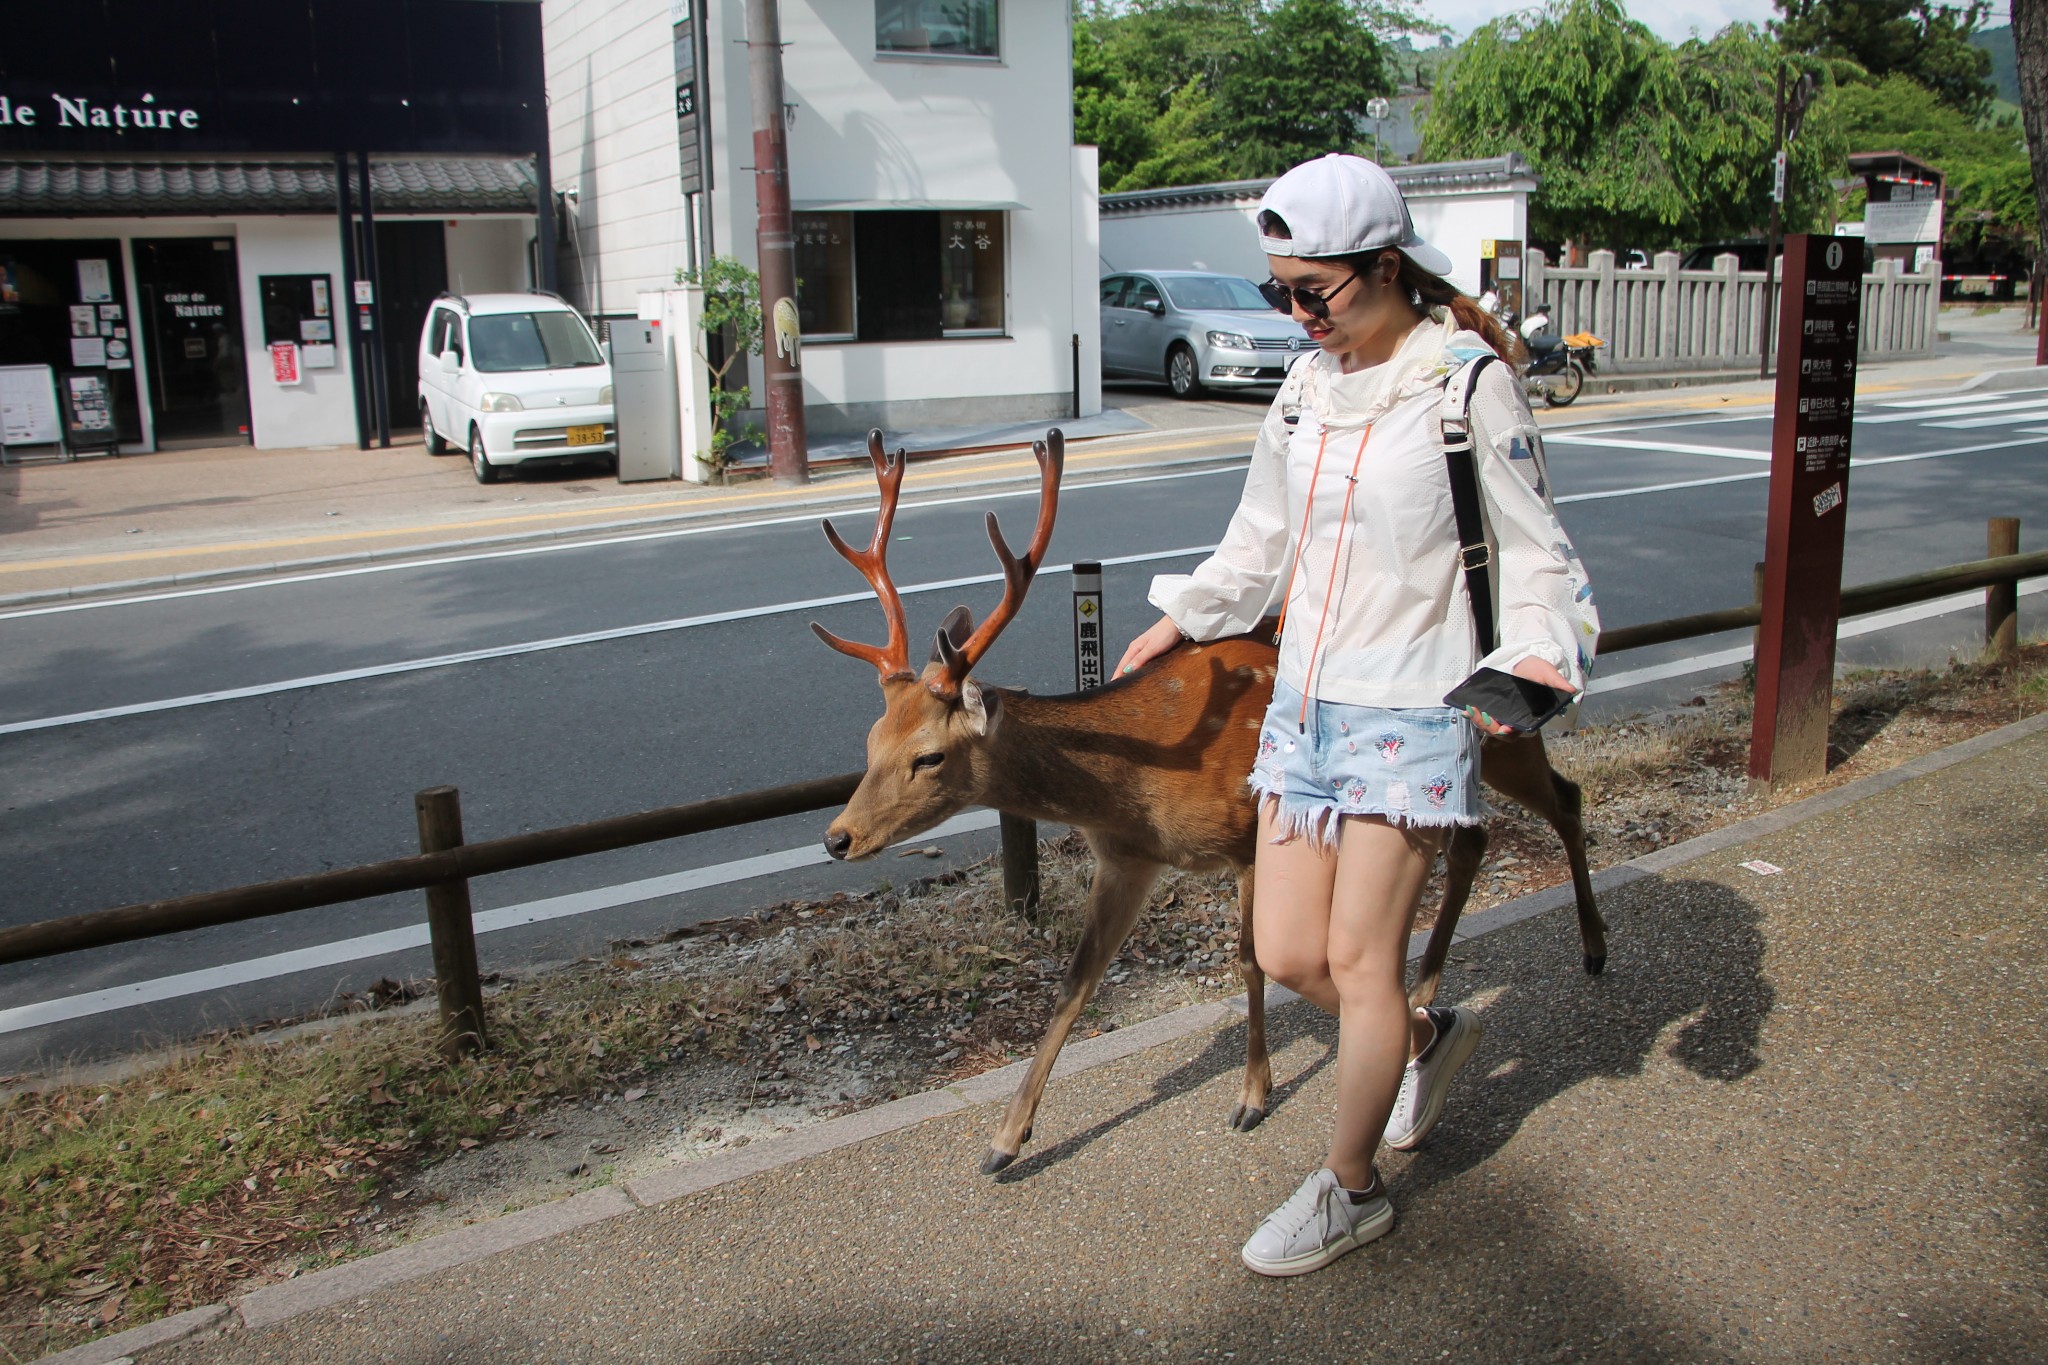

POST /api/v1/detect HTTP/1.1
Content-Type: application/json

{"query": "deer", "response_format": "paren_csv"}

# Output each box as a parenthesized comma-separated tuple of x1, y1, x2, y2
(813, 429, 1605, 1175)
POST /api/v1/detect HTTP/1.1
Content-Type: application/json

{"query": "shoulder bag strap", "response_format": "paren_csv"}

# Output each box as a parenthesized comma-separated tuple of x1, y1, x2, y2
(1441, 355, 1497, 656)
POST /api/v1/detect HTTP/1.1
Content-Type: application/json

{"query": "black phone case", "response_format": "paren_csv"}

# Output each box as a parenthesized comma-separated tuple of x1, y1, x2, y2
(1443, 667, 1576, 731)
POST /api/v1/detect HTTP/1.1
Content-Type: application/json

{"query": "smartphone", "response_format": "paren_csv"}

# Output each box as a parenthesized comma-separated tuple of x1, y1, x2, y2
(1443, 667, 1577, 732)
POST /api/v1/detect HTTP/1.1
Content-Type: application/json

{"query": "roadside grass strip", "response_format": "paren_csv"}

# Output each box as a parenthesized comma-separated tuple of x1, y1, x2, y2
(3, 641, 2045, 1360)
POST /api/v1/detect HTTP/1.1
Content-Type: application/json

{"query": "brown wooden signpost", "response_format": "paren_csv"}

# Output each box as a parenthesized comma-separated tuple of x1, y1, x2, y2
(1750, 233, 1863, 786)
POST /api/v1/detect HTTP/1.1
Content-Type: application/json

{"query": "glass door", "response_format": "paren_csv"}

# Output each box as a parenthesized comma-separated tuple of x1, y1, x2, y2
(134, 237, 251, 444)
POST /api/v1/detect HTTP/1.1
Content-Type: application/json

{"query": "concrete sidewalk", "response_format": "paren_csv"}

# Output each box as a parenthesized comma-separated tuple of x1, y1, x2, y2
(1, 345, 2028, 606)
(54, 712, 2045, 1364)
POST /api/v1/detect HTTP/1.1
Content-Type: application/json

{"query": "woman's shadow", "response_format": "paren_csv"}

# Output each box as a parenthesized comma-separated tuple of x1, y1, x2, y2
(996, 873, 1769, 1188)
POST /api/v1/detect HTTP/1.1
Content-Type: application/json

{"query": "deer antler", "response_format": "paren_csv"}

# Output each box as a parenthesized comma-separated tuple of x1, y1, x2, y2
(931, 429, 1064, 697)
(811, 431, 913, 680)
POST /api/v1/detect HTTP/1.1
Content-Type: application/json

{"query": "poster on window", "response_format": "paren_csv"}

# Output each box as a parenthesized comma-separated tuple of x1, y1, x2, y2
(269, 342, 302, 385)
(70, 337, 107, 367)
(77, 259, 113, 303)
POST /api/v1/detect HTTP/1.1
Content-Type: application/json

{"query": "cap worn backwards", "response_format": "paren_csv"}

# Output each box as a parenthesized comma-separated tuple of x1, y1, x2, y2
(1257, 153, 1454, 279)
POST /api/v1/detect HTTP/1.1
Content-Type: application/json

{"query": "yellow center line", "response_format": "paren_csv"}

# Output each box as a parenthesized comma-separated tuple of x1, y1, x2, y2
(2, 428, 1259, 577)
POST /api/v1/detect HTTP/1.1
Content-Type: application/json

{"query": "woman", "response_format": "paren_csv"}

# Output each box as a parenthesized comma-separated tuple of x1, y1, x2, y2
(1115, 154, 1598, 1277)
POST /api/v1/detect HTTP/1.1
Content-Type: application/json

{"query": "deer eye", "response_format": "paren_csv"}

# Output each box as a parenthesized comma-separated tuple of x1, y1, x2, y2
(910, 752, 944, 774)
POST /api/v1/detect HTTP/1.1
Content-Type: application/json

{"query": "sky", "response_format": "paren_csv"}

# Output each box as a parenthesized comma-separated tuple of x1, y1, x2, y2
(1420, 0, 1779, 44)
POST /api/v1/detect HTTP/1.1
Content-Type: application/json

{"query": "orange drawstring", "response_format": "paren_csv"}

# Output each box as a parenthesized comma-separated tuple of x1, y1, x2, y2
(1274, 425, 1375, 733)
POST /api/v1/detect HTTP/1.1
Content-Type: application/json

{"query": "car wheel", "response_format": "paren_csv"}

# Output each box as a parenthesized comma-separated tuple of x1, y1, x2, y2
(470, 425, 500, 484)
(422, 404, 448, 455)
(1544, 360, 1587, 408)
(1166, 344, 1205, 399)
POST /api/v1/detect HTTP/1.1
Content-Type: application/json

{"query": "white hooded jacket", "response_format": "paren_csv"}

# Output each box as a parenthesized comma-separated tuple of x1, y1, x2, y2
(1148, 311, 1599, 709)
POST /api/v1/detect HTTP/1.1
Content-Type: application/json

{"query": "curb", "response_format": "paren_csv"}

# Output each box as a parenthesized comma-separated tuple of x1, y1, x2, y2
(0, 444, 1255, 612)
(39, 706, 2048, 1363)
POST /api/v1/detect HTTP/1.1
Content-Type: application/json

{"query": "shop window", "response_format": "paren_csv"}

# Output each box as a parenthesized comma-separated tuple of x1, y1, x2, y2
(876, 0, 998, 58)
(941, 214, 1005, 335)
(794, 214, 855, 340)
(797, 209, 1007, 343)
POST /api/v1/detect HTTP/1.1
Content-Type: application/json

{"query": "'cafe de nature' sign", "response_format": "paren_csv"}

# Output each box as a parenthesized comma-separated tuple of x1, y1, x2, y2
(0, 91, 201, 133)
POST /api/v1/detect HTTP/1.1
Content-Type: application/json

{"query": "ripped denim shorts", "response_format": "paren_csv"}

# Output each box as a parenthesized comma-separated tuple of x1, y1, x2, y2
(1247, 679, 1484, 847)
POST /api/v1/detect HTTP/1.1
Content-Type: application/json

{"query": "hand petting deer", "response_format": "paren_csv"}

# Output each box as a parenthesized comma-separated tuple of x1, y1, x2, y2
(811, 429, 1604, 1179)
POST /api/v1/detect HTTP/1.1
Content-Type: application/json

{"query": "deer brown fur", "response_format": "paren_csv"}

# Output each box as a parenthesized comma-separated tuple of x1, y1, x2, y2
(816, 430, 1605, 1175)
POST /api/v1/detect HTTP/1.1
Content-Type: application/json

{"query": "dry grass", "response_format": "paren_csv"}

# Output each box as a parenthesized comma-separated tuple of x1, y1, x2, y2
(5, 639, 2044, 1358)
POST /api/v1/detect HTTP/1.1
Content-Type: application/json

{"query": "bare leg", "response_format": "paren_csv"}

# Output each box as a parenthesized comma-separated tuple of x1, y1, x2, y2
(1321, 817, 1442, 1191)
(1253, 801, 1434, 1071)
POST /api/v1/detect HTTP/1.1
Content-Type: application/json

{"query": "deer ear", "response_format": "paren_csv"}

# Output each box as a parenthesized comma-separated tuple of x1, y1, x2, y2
(959, 678, 1000, 736)
(930, 605, 975, 663)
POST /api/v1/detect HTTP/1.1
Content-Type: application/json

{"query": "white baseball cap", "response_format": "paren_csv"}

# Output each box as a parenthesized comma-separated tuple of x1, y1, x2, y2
(1257, 153, 1454, 279)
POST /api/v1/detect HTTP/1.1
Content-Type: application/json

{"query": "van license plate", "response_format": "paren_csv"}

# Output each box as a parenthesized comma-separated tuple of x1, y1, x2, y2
(566, 424, 605, 447)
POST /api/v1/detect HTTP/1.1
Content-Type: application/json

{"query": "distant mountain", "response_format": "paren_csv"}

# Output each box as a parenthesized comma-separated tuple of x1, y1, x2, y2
(1973, 24, 2018, 106)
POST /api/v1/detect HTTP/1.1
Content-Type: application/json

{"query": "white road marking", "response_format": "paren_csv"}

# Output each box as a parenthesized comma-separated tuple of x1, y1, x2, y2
(1926, 407, 2048, 429)
(0, 547, 1215, 736)
(8, 431, 2041, 736)
(1856, 397, 2048, 425)
(1872, 383, 2048, 408)
(0, 809, 1003, 1035)
(11, 577, 2043, 1035)
(0, 463, 1249, 623)
(1544, 435, 1771, 461)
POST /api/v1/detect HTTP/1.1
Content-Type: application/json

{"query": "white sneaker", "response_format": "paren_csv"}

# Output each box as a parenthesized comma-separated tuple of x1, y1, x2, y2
(1240, 1167, 1394, 1277)
(1384, 1005, 1484, 1151)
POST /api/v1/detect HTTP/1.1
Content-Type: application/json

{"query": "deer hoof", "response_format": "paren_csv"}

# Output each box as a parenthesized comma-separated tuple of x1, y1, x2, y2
(980, 1147, 1017, 1175)
(1228, 1104, 1266, 1133)
(1584, 954, 1606, 976)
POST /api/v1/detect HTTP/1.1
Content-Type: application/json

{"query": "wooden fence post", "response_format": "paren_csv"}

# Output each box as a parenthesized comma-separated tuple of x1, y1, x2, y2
(999, 812, 1041, 922)
(415, 786, 488, 1060)
(1988, 517, 2021, 660)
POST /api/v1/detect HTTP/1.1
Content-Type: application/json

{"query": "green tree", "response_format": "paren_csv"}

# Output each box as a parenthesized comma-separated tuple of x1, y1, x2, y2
(675, 255, 764, 479)
(1072, 0, 1416, 191)
(1776, 0, 1997, 118)
(1212, 0, 1393, 178)
(1423, 2, 1840, 250)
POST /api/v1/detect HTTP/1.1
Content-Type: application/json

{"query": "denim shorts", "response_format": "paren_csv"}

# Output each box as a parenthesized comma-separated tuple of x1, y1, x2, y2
(1247, 680, 1484, 846)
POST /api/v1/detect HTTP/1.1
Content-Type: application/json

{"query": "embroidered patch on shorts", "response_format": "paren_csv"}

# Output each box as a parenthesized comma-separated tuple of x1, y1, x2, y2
(1376, 730, 1405, 762)
(1422, 773, 1453, 808)
(1258, 731, 1278, 761)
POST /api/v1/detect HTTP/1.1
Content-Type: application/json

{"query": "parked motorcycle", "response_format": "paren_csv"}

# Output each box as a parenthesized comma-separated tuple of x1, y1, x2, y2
(1515, 301, 1602, 408)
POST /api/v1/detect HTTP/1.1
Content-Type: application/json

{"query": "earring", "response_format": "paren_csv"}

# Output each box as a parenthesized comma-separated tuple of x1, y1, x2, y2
(1409, 287, 1423, 308)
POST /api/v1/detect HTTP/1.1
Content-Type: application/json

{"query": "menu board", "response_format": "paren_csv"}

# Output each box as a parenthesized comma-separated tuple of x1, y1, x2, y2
(1750, 234, 1863, 783)
(0, 364, 62, 446)
(259, 273, 338, 367)
(61, 370, 119, 449)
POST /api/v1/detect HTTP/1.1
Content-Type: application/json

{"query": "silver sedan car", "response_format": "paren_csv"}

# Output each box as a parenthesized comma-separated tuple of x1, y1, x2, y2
(1099, 270, 1316, 398)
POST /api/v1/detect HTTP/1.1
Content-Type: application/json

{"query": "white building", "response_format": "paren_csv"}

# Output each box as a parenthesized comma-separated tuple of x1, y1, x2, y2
(1098, 156, 1540, 297)
(543, 0, 1102, 438)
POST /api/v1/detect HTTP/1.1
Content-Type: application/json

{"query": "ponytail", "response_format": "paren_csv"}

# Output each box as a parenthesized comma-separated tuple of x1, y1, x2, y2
(1398, 255, 1526, 365)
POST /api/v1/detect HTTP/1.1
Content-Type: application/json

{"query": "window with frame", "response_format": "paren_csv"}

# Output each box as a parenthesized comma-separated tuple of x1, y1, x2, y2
(876, 0, 998, 58)
(795, 209, 1007, 343)
(793, 213, 855, 340)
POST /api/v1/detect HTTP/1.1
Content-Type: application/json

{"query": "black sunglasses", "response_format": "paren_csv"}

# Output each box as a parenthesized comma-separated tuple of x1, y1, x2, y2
(1258, 269, 1363, 320)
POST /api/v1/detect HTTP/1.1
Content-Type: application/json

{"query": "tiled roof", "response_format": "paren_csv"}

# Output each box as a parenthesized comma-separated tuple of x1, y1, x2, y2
(0, 157, 539, 216)
(1099, 155, 1539, 214)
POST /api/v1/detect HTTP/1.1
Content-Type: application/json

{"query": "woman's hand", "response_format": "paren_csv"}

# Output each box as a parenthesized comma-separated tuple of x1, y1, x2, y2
(1115, 615, 1186, 678)
(1462, 656, 1576, 736)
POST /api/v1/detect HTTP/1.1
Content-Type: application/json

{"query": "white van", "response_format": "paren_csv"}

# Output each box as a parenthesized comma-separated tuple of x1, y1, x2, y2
(418, 292, 616, 483)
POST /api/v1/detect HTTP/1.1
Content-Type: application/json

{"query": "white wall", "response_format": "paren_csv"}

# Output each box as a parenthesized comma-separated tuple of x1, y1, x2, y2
(1101, 187, 1529, 296)
(443, 217, 532, 295)
(543, 0, 696, 315)
(234, 219, 361, 449)
(705, 0, 1086, 425)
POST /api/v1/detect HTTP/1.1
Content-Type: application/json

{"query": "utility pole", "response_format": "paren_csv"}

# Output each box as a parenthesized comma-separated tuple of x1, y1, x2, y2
(746, 0, 808, 484)
(1757, 68, 1815, 381)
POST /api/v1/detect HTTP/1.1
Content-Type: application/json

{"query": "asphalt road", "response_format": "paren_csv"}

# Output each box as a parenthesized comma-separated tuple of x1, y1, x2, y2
(4, 375, 2045, 1068)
